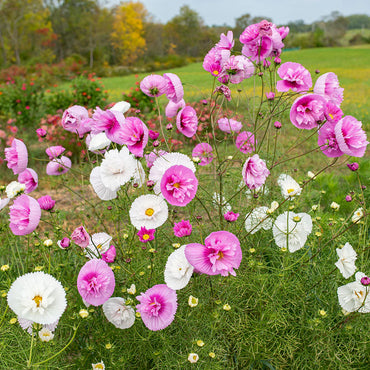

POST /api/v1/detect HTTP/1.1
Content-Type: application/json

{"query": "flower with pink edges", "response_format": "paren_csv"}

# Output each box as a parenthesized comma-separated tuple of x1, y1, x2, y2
(219, 55, 254, 84)
(46, 146, 65, 160)
(165, 99, 186, 118)
(192, 143, 213, 166)
(236, 131, 256, 154)
(325, 101, 343, 124)
(218, 118, 242, 133)
(276, 62, 312, 92)
(173, 220, 192, 237)
(71, 226, 90, 248)
(318, 123, 344, 158)
(185, 231, 242, 277)
(224, 211, 239, 222)
(314, 72, 344, 106)
(160, 165, 198, 207)
(46, 156, 72, 176)
(136, 284, 177, 331)
(92, 107, 125, 144)
(57, 237, 70, 249)
(214, 85, 231, 101)
(61, 105, 89, 134)
(119, 117, 148, 157)
(37, 195, 55, 210)
(216, 30, 234, 50)
(334, 116, 368, 157)
(4, 138, 28, 175)
(9, 194, 41, 235)
(203, 47, 230, 77)
(278, 26, 290, 39)
(163, 73, 184, 103)
(18, 168, 38, 194)
(137, 227, 155, 243)
(77, 259, 115, 306)
(101, 245, 116, 263)
(290, 94, 327, 130)
(176, 106, 198, 138)
(145, 149, 167, 169)
(241, 35, 273, 62)
(242, 154, 270, 190)
(140, 74, 167, 97)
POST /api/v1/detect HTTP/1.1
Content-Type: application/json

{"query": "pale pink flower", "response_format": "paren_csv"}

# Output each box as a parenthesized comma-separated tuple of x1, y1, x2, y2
(236, 131, 256, 153)
(314, 72, 344, 106)
(276, 62, 312, 92)
(163, 73, 184, 103)
(278, 26, 290, 39)
(192, 143, 213, 166)
(4, 138, 28, 175)
(92, 107, 125, 144)
(119, 117, 148, 157)
(216, 30, 234, 50)
(218, 118, 242, 133)
(325, 101, 343, 124)
(71, 226, 90, 248)
(61, 105, 89, 135)
(45, 146, 65, 160)
(318, 123, 344, 158)
(203, 47, 230, 77)
(46, 156, 72, 176)
(145, 149, 167, 169)
(165, 99, 186, 118)
(18, 168, 38, 194)
(176, 106, 198, 138)
(214, 85, 231, 101)
(219, 55, 254, 84)
(241, 36, 273, 62)
(173, 220, 192, 237)
(140, 75, 167, 97)
(242, 154, 270, 190)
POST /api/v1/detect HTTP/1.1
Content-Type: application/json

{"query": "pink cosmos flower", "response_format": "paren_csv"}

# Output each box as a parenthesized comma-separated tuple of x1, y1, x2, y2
(137, 227, 155, 243)
(45, 146, 65, 160)
(18, 168, 38, 194)
(192, 143, 213, 166)
(236, 131, 256, 154)
(101, 245, 116, 263)
(46, 156, 72, 176)
(224, 211, 239, 222)
(290, 94, 327, 129)
(36, 128, 47, 138)
(334, 116, 368, 157)
(9, 194, 41, 236)
(176, 106, 198, 138)
(219, 55, 254, 84)
(278, 26, 290, 39)
(218, 118, 242, 133)
(165, 99, 186, 118)
(4, 138, 28, 175)
(173, 220, 192, 237)
(318, 123, 344, 158)
(347, 162, 359, 171)
(61, 105, 89, 134)
(136, 284, 178, 331)
(203, 47, 230, 77)
(216, 30, 234, 50)
(37, 195, 55, 211)
(92, 107, 125, 144)
(276, 62, 312, 92)
(71, 226, 90, 248)
(140, 75, 167, 97)
(241, 36, 273, 62)
(119, 117, 148, 157)
(77, 259, 115, 306)
(325, 101, 343, 124)
(163, 73, 184, 103)
(160, 165, 198, 207)
(145, 149, 167, 169)
(58, 237, 70, 249)
(149, 130, 159, 140)
(214, 85, 231, 101)
(314, 72, 344, 106)
(185, 231, 242, 277)
(242, 154, 270, 189)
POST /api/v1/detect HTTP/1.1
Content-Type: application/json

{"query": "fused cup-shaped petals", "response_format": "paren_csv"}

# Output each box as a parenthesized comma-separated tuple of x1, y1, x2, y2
(136, 284, 177, 331)
(18, 168, 38, 194)
(110, 100, 131, 114)
(7, 272, 67, 325)
(277, 174, 302, 199)
(46, 156, 72, 176)
(37, 195, 55, 211)
(71, 226, 90, 248)
(218, 118, 242, 133)
(103, 297, 135, 329)
(219, 55, 254, 84)
(276, 62, 312, 92)
(9, 194, 41, 236)
(77, 259, 115, 306)
(242, 154, 270, 190)
(176, 106, 198, 138)
(163, 73, 184, 103)
(236, 131, 256, 154)
(164, 245, 194, 290)
(314, 72, 344, 106)
(45, 146, 65, 160)
(5, 138, 28, 175)
(241, 36, 272, 62)
(173, 220, 192, 237)
(335, 242, 357, 279)
(92, 107, 125, 144)
(165, 99, 186, 118)
(160, 165, 198, 207)
(192, 143, 213, 166)
(334, 116, 368, 157)
(318, 123, 344, 158)
(290, 94, 327, 130)
(245, 206, 272, 234)
(119, 117, 148, 157)
(62, 105, 89, 134)
(140, 74, 167, 97)
(90, 167, 118, 201)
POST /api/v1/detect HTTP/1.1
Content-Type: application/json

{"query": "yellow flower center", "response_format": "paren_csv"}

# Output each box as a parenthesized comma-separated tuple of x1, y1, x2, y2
(173, 182, 180, 188)
(217, 251, 224, 259)
(143, 234, 150, 240)
(287, 188, 295, 194)
(33, 295, 43, 307)
(145, 208, 154, 217)
(95, 365, 104, 370)
(328, 113, 334, 119)
(355, 290, 364, 299)
(213, 70, 219, 76)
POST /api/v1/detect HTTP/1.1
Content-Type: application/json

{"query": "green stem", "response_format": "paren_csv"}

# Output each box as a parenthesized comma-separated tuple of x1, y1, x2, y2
(27, 330, 35, 368)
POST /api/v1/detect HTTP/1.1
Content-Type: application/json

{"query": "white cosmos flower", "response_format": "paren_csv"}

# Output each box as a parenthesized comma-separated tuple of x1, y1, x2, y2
(0, 197, 10, 210)
(212, 192, 231, 214)
(129, 194, 168, 229)
(149, 152, 196, 194)
(245, 206, 272, 234)
(337, 272, 370, 313)
(127, 284, 136, 295)
(277, 174, 302, 199)
(7, 272, 67, 325)
(92, 361, 105, 370)
(90, 166, 118, 201)
(38, 327, 54, 342)
(335, 242, 357, 279)
(100, 148, 137, 191)
(102, 297, 135, 329)
(88, 132, 111, 152)
(132, 160, 146, 188)
(164, 245, 194, 290)
(85, 232, 112, 259)
(111, 100, 131, 114)
(352, 207, 363, 223)
(272, 211, 312, 252)
(6, 181, 25, 199)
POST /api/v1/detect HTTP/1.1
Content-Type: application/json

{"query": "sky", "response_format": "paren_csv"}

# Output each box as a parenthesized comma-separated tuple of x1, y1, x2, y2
(108, 0, 370, 26)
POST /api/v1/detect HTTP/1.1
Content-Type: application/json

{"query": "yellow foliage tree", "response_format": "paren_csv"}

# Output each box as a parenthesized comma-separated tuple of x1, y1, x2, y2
(111, 1, 147, 65)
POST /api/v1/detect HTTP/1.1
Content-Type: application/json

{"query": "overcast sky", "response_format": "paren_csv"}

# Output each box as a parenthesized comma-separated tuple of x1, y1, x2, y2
(108, 0, 369, 26)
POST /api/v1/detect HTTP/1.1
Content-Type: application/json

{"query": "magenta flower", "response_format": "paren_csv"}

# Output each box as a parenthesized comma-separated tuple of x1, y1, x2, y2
(325, 101, 343, 124)
(140, 74, 167, 97)
(266, 92, 275, 100)
(92, 107, 125, 144)
(334, 116, 368, 157)
(173, 220, 192, 237)
(318, 123, 344, 158)
(61, 105, 89, 134)
(165, 99, 186, 118)
(18, 168, 38, 194)
(203, 47, 230, 77)
(347, 162, 359, 171)
(314, 72, 344, 106)
(278, 26, 290, 39)
(160, 165, 198, 207)
(9, 194, 41, 236)
(224, 211, 240, 222)
(236, 131, 256, 154)
(242, 154, 270, 189)
(45, 146, 65, 160)
(37, 195, 55, 211)
(276, 62, 312, 92)
(136, 284, 177, 331)
(214, 85, 231, 101)
(36, 128, 47, 138)
(176, 106, 198, 138)
(218, 118, 242, 133)
(219, 55, 254, 84)
(241, 36, 272, 62)
(101, 245, 116, 263)
(192, 143, 213, 166)
(77, 259, 115, 306)
(4, 138, 28, 175)
(216, 30, 234, 50)
(119, 117, 148, 157)
(185, 231, 242, 277)
(149, 130, 159, 140)
(58, 237, 70, 249)
(46, 156, 72, 176)
(290, 94, 327, 130)
(163, 73, 184, 103)
(137, 227, 156, 243)
(71, 226, 90, 248)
